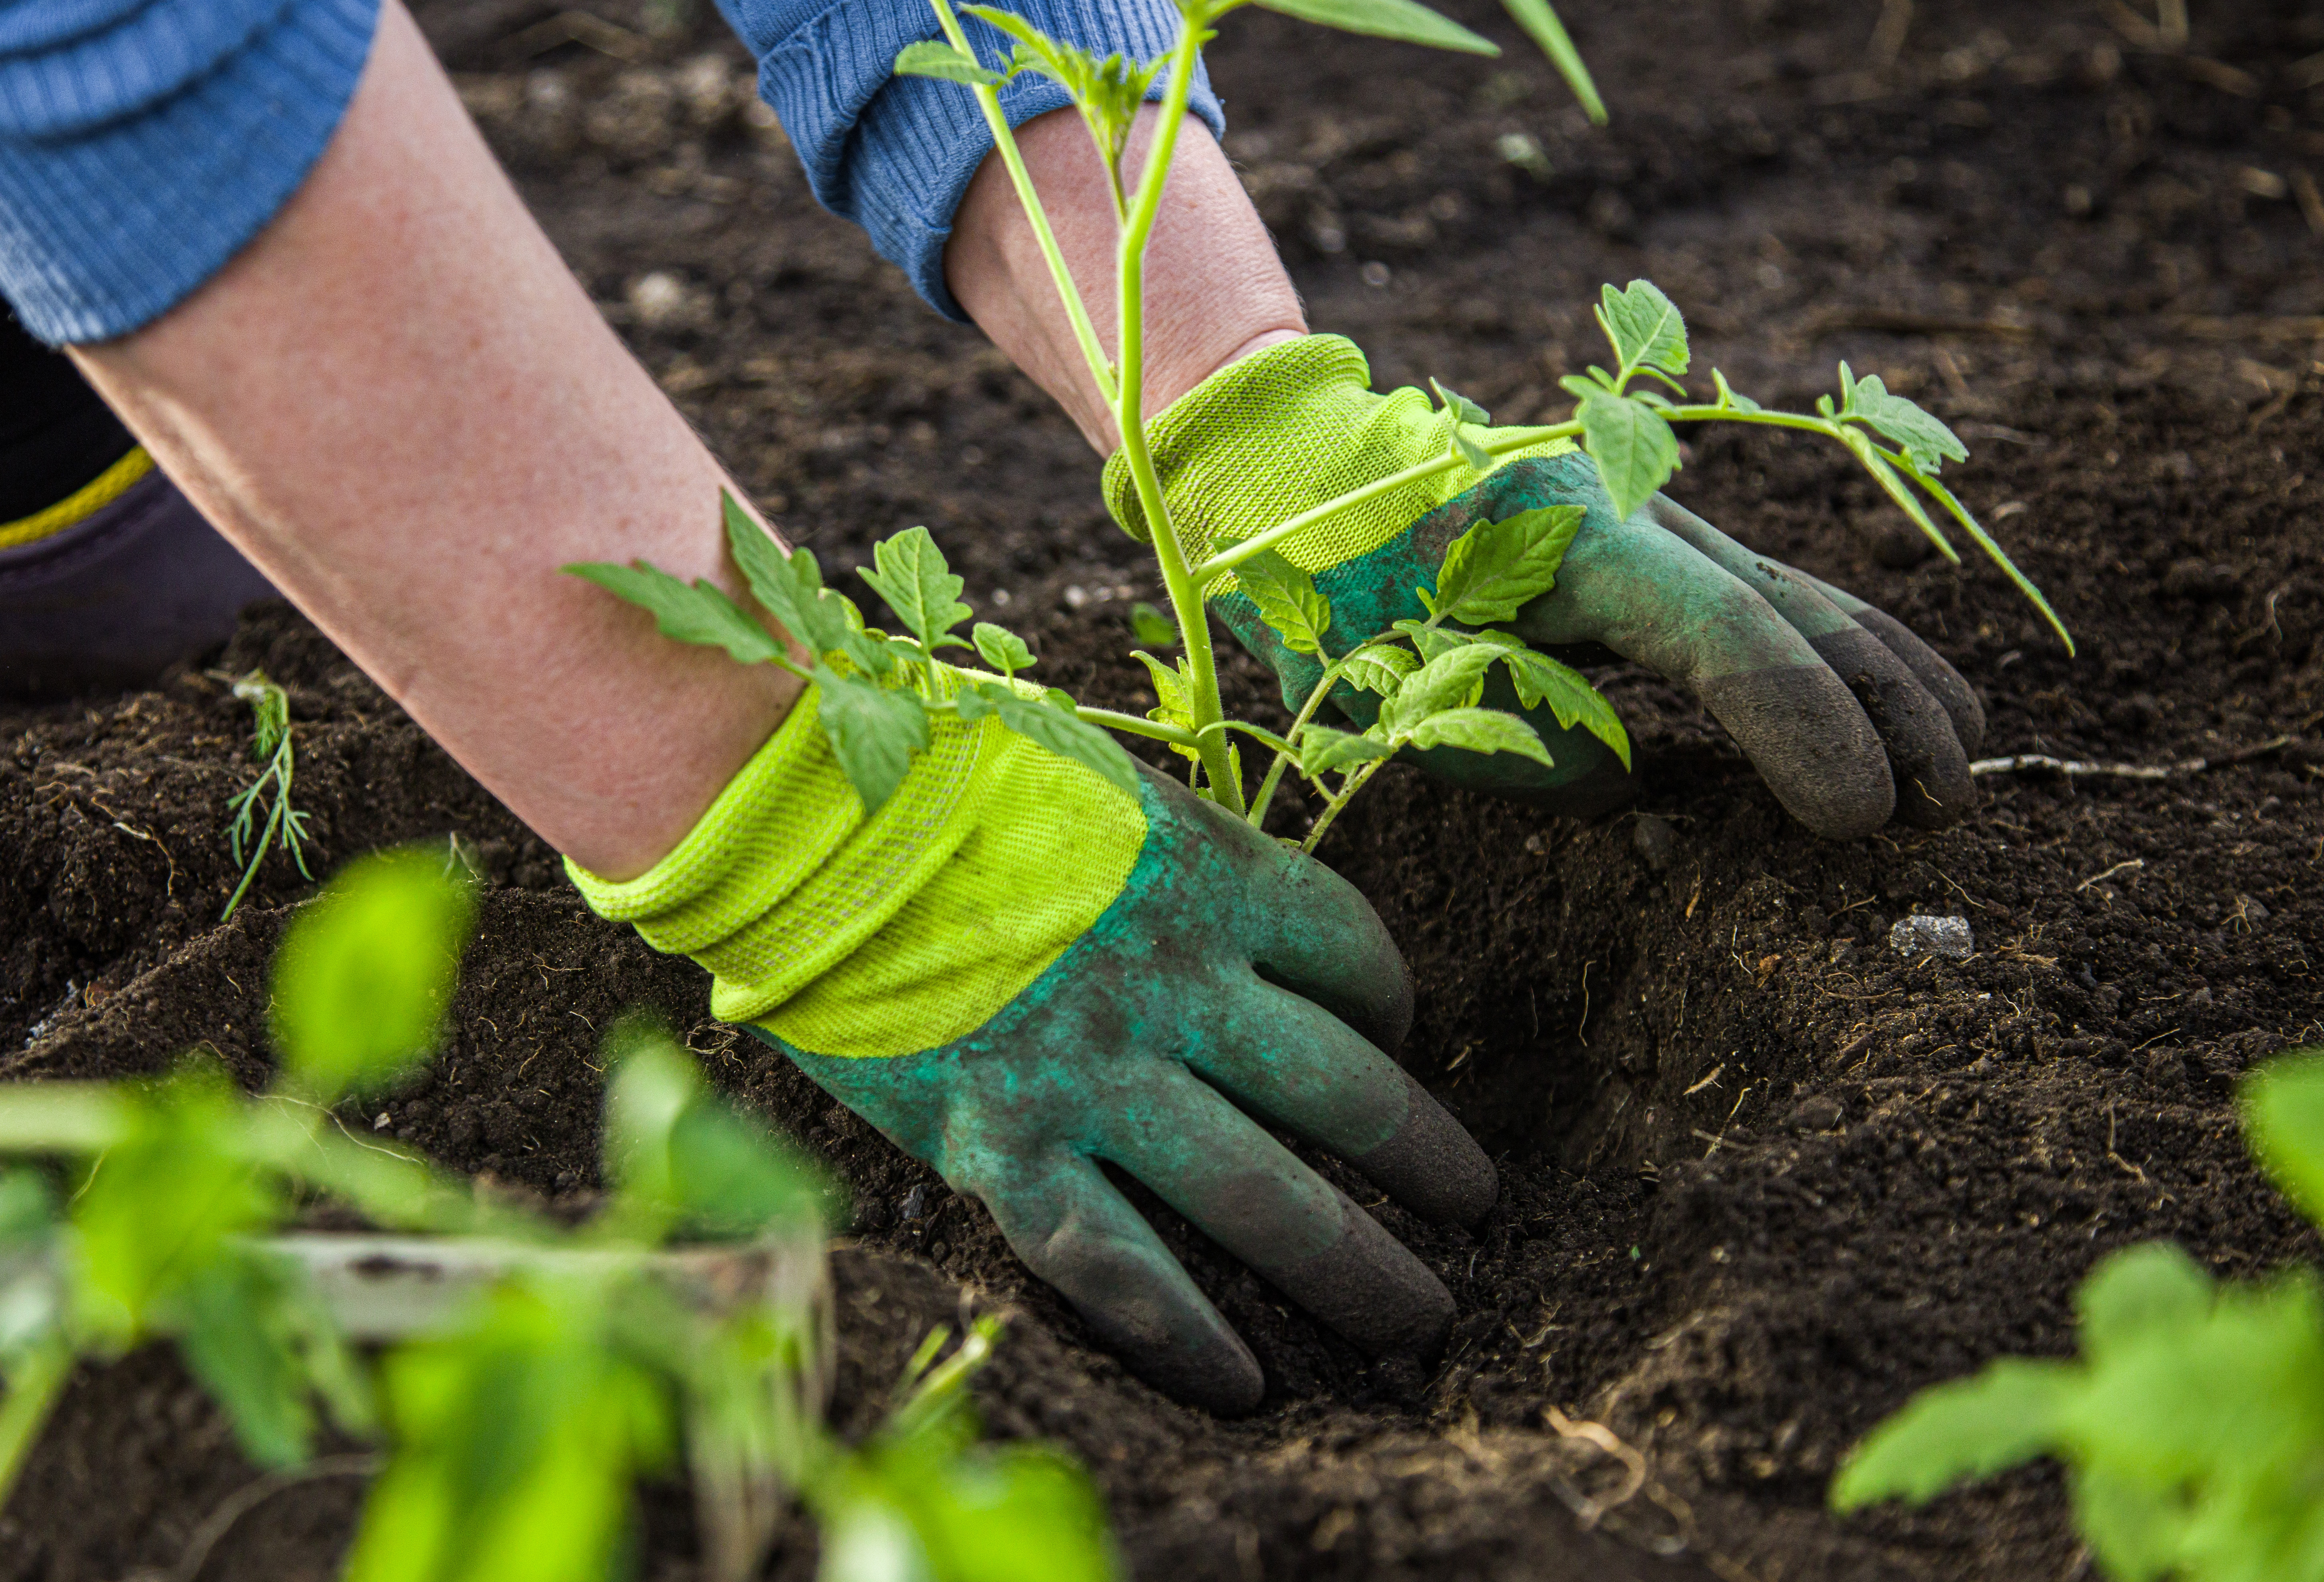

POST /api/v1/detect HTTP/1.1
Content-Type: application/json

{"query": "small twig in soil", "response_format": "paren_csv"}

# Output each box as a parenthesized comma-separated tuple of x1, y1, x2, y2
(1971, 737, 2292, 781)
(2077, 858, 2145, 892)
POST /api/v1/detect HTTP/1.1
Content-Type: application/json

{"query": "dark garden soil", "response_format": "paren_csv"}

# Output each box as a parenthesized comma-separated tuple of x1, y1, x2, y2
(6, 0, 2324, 1576)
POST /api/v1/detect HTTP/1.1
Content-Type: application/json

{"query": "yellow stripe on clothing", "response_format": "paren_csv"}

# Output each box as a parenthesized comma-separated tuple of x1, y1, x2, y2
(0, 446, 154, 551)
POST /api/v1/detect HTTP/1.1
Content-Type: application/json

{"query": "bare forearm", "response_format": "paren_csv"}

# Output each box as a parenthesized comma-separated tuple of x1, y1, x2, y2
(945, 105, 1306, 453)
(72, 0, 795, 881)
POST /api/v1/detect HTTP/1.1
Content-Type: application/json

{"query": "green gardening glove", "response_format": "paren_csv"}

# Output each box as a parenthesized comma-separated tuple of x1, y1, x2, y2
(1104, 336, 1986, 837)
(570, 666, 1494, 1415)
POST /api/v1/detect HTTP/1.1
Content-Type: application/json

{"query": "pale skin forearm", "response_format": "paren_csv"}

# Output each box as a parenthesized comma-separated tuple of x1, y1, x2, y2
(944, 105, 1307, 452)
(72, 0, 799, 882)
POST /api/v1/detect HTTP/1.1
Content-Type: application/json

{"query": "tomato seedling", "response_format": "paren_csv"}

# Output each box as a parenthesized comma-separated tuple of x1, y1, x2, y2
(1832, 1047, 2324, 1582)
(0, 849, 1116, 1582)
(578, 0, 2062, 848)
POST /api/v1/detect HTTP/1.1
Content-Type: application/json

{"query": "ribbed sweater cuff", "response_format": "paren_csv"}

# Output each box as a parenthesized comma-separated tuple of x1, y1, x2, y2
(727, 0, 1224, 321)
(0, 0, 381, 345)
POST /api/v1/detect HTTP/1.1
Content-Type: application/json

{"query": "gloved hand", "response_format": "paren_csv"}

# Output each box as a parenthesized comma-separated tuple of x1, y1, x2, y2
(570, 665, 1494, 1414)
(1104, 336, 1986, 838)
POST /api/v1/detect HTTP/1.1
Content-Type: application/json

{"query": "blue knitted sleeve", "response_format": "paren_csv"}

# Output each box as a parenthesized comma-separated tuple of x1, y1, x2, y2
(0, 0, 382, 345)
(715, 0, 1224, 321)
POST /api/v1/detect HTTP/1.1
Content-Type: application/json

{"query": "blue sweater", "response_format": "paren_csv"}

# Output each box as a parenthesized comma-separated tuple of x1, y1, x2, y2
(0, 0, 1221, 344)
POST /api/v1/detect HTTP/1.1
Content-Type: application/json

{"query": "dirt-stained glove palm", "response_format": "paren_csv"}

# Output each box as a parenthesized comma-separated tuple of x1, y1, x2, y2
(569, 671, 1494, 1414)
(1104, 336, 1986, 836)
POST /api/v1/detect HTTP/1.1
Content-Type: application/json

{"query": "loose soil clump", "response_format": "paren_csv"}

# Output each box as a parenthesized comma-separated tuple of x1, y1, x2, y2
(5, 0, 2322, 1577)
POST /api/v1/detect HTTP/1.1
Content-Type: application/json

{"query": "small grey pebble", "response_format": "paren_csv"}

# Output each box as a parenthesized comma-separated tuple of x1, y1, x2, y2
(900, 1183, 927, 1222)
(1890, 914, 1974, 959)
(1790, 1095, 1845, 1132)
(1631, 814, 1678, 872)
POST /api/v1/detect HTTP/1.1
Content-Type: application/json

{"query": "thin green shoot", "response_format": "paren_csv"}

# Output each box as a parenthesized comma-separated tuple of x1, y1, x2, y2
(218, 669, 316, 922)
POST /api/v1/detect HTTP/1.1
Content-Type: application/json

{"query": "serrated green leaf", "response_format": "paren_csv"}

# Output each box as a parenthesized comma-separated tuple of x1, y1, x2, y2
(1829, 1358, 2076, 1510)
(1598, 280, 1689, 380)
(860, 527, 974, 655)
(1845, 375, 1969, 475)
(1235, 549, 1333, 657)
(271, 847, 477, 1104)
(1574, 388, 1681, 521)
(2244, 1048, 2324, 1228)
(1251, 0, 1499, 55)
(972, 622, 1036, 676)
(1426, 505, 1584, 624)
(1131, 650, 1191, 722)
(1428, 378, 1491, 427)
(814, 665, 928, 813)
(1297, 724, 1393, 777)
(565, 562, 784, 667)
(1378, 644, 1499, 737)
(1495, 0, 1605, 122)
(893, 39, 1007, 85)
(968, 683, 1142, 799)
(1339, 644, 1418, 696)
(1406, 707, 1553, 765)
(1129, 602, 1178, 648)
(722, 493, 850, 656)
(1496, 646, 1632, 768)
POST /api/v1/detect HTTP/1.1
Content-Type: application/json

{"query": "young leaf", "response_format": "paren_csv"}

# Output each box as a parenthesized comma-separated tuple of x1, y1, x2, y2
(1235, 548, 1333, 657)
(814, 665, 930, 813)
(2243, 1047, 2324, 1227)
(1406, 707, 1553, 765)
(172, 1254, 347, 1469)
(1377, 644, 1499, 736)
(1297, 724, 1392, 777)
(1596, 279, 1690, 380)
(860, 526, 974, 655)
(1571, 387, 1681, 521)
(721, 495, 850, 655)
(1711, 368, 1762, 414)
(1828, 1358, 2075, 1510)
(1131, 650, 1191, 721)
(1452, 429, 1494, 474)
(1425, 505, 1584, 624)
(1428, 378, 1491, 427)
(1392, 618, 1468, 662)
(972, 622, 1036, 677)
(966, 683, 1142, 799)
(1251, 0, 1500, 56)
(1339, 644, 1418, 696)
(2075, 1242, 2214, 1361)
(1128, 602, 1178, 648)
(271, 847, 477, 1104)
(1495, 0, 1606, 122)
(893, 39, 1007, 85)
(564, 562, 784, 668)
(1496, 645, 1632, 768)
(1844, 374, 1969, 475)
(604, 1021, 830, 1240)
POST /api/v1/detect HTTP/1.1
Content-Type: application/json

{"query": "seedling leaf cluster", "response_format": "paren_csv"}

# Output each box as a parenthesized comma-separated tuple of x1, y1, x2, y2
(0, 849, 1116, 1582)
(1832, 1046, 2324, 1582)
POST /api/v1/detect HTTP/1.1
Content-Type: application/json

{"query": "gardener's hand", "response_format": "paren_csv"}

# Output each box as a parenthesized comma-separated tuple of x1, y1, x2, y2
(1104, 336, 1986, 839)
(570, 669, 1494, 1414)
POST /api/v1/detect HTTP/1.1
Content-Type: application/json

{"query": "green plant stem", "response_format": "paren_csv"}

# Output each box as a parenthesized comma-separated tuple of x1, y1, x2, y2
(1243, 633, 1398, 826)
(1300, 757, 1390, 854)
(1190, 423, 1576, 584)
(925, 0, 1116, 405)
(1111, 16, 1242, 814)
(1073, 705, 1197, 749)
